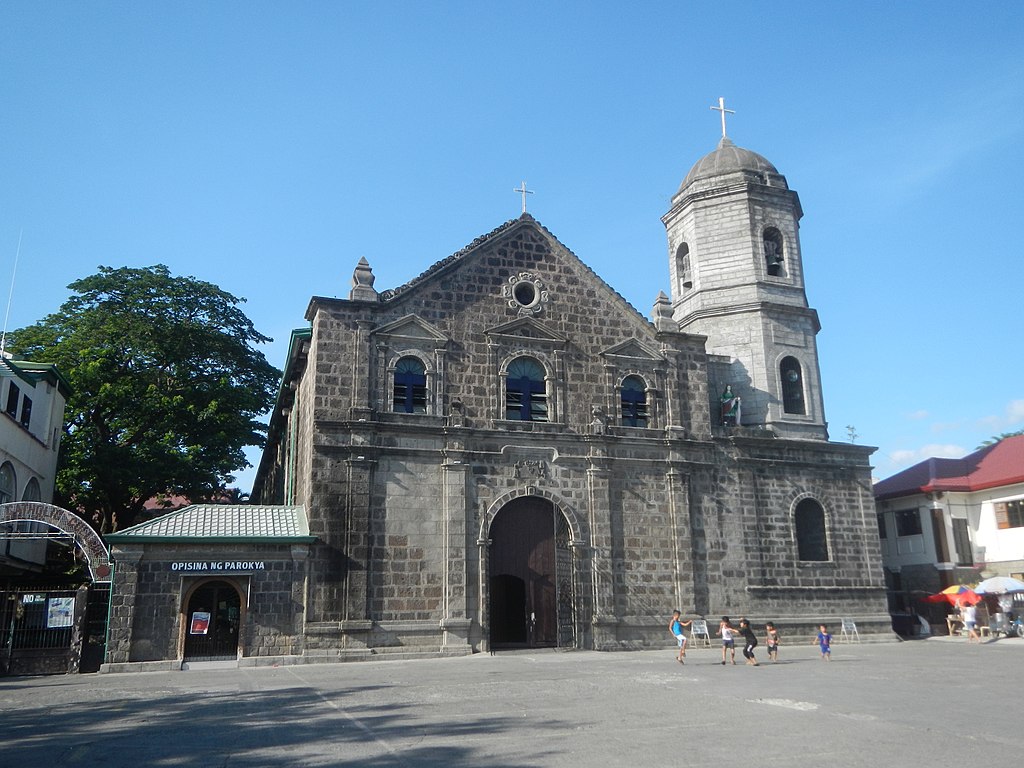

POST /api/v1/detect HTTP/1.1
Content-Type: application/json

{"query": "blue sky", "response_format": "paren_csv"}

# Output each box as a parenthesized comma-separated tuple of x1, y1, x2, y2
(2, 2, 1022, 492)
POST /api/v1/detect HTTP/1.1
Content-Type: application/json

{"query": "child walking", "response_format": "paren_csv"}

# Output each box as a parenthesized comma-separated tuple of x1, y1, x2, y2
(765, 622, 780, 663)
(718, 616, 738, 665)
(813, 624, 832, 661)
(738, 618, 759, 666)
(668, 610, 692, 664)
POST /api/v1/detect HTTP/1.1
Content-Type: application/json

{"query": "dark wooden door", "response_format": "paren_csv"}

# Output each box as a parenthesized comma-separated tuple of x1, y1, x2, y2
(489, 497, 557, 647)
(183, 581, 241, 661)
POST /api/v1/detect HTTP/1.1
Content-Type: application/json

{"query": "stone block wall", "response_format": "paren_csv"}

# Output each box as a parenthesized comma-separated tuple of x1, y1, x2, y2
(105, 543, 307, 665)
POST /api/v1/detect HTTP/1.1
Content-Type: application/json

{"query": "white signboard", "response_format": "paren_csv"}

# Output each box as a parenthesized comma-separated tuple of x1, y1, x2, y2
(47, 596, 75, 628)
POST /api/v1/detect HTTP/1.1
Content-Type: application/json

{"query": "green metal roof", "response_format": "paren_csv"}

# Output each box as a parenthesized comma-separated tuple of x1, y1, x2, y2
(104, 504, 314, 544)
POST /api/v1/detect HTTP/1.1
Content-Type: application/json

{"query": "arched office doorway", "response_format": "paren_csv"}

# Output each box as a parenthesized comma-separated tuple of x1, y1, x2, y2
(182, 580, 242, 661)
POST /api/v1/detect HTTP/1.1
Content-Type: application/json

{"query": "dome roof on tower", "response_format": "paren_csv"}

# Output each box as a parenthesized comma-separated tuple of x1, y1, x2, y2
(678, 136, 779, 192)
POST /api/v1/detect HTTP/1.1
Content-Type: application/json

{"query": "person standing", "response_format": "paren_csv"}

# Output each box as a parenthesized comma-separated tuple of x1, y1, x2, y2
(718, 616, 738, 665)
(813, 624, 832, 661)
(738, 618, 759, 666)
(962, 603, 981, 643)
(765, 622, 780, 663)
(669, 610, 692, 663)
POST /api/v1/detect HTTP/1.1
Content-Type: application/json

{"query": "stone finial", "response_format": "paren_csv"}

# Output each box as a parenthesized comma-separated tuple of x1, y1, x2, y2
(653, 291, 676, 331)
(350, 257, 378, 301)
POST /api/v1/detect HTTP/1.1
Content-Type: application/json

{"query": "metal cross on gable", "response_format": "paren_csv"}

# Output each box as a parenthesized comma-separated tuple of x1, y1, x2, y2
(514, 181, 534, 214)
(710, 96, 735, 138)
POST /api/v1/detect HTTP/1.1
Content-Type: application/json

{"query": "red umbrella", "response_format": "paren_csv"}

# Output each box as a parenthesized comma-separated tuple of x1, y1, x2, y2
(923, 585, 981, 605)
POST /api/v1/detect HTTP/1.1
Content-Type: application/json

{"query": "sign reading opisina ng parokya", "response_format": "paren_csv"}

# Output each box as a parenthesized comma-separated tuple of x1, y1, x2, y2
(169, 561, 267, 572)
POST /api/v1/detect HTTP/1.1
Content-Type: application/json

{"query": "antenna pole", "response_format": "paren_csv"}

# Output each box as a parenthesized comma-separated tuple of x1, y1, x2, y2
(1, 229, 22, 357)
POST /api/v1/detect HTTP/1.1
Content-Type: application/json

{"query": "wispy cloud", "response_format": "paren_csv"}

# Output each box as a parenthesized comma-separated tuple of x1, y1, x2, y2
(878, 443, 967, 476)
(1006, 399, 1024, 424)
(866, 66, 1023, 205)
(973, 399, 1024, 435)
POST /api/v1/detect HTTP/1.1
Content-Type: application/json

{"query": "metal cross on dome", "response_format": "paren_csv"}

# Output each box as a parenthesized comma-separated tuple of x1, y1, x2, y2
(710, 97, 735, 138)
(514, 181, 534, 214)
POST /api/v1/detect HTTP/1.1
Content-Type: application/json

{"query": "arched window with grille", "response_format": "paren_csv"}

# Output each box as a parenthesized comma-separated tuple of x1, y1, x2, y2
(505, 357, 547, 421)
(393, 356, 427, 414)
(780, 356, 805, 415)
(795, 498, 829, 561)
(620, 375, 649, 428)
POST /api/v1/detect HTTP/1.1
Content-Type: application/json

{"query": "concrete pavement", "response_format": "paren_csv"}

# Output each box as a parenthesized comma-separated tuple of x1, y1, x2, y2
(1, 635, 1022, 767)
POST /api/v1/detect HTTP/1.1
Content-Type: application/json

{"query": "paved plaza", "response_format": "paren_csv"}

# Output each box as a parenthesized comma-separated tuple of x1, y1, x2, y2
(1, 636, 1021, 767)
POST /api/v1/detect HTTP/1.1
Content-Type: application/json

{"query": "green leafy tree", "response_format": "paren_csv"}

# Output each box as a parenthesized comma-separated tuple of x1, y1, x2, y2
(8, 265, 281, 532)
(977, 429, 1024, 449)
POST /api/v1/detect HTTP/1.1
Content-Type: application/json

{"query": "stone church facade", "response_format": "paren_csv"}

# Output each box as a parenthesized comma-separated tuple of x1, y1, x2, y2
(251, 136, 889, 661)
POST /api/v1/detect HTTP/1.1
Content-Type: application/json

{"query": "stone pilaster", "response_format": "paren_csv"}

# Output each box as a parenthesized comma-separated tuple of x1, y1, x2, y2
(350, 319, 375, 420)
(666, 464, 696, 614)
(102, 545, 143, 666)
(341, 455, 374, 650)
(441, 452, 471, 650)
(586, 441, 618, 648)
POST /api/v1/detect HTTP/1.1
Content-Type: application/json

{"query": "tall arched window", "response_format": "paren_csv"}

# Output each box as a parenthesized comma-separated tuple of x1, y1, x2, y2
(795, 498, 829, 561)
(780, 356, 805, 415)
(22, 477, 42, 502)
(393, 356, 427, 413)
(764, 227, 785, 277)
(675, 243, 692, 293)
(505, 357, 547, 421)
(0, 462, 15, 504)
(620, 375, 649, 428)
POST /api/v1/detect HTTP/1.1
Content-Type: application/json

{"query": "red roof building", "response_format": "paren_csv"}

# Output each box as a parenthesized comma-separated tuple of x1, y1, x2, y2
(873, 436, 1024, 613)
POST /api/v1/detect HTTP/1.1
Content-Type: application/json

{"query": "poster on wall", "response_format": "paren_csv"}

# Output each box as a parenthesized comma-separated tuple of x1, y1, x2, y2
(190, 611, 211, 635)
(47, 597, 75, 628)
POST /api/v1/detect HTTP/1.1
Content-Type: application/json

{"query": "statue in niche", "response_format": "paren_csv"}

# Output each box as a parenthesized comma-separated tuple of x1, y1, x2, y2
(448, 398, 465, 427)
(589, 405, 607, 435)
(720, 385, 741, 427)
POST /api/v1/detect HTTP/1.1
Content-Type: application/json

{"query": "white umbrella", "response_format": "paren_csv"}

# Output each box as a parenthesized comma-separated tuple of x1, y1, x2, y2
(975, 577, 1024, 614)
(974, 576, 1024, 595)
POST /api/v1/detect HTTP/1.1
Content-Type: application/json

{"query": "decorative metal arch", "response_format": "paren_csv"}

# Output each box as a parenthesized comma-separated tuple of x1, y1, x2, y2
(479, 486, 585, 546)
(0, 502, 112, 582)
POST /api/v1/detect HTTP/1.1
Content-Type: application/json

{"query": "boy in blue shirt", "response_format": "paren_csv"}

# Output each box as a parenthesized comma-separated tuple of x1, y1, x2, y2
(814, 624, 832, 661)
(669, 610, 691, 664)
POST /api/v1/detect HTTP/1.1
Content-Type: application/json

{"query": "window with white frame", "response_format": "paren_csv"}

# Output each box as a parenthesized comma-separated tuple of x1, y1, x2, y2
(392, 356, 427, 414)
(620, 375, 649, 428)
(995, 499, 1024, 529)
(895, 509, 922, 536)
(504, 357, 547, 421)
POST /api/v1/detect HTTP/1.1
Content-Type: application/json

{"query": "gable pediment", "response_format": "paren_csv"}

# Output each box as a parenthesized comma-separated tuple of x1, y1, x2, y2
(373, 314, 449, 342)
(485, 317, 567, 345)
(600, 338, 665, 362)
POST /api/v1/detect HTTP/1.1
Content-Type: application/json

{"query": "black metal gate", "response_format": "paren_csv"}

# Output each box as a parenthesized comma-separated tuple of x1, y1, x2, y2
(0, 585, 87, 675)
(183, 580, 241, 661)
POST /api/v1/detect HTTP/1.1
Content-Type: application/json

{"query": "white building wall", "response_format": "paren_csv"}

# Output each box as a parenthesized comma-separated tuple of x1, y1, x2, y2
(974, 482, 1024, 567)
(877, 494, 939, 570)
(0, 363, 66, 503)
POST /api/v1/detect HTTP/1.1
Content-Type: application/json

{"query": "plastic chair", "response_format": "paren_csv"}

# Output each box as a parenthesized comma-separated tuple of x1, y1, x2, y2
(840, 618, 860, 643)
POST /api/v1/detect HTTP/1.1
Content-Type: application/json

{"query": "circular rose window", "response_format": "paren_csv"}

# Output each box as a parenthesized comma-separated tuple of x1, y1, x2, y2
(503, 272, 548, 315)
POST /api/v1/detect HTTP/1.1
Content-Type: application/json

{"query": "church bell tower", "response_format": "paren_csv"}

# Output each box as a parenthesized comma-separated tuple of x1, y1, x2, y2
(664, 101, 828, 440)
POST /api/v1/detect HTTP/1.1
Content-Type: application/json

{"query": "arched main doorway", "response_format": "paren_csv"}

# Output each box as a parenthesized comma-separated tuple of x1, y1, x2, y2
(488, 496, 574, 649)
(182, 580, 242, 661)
